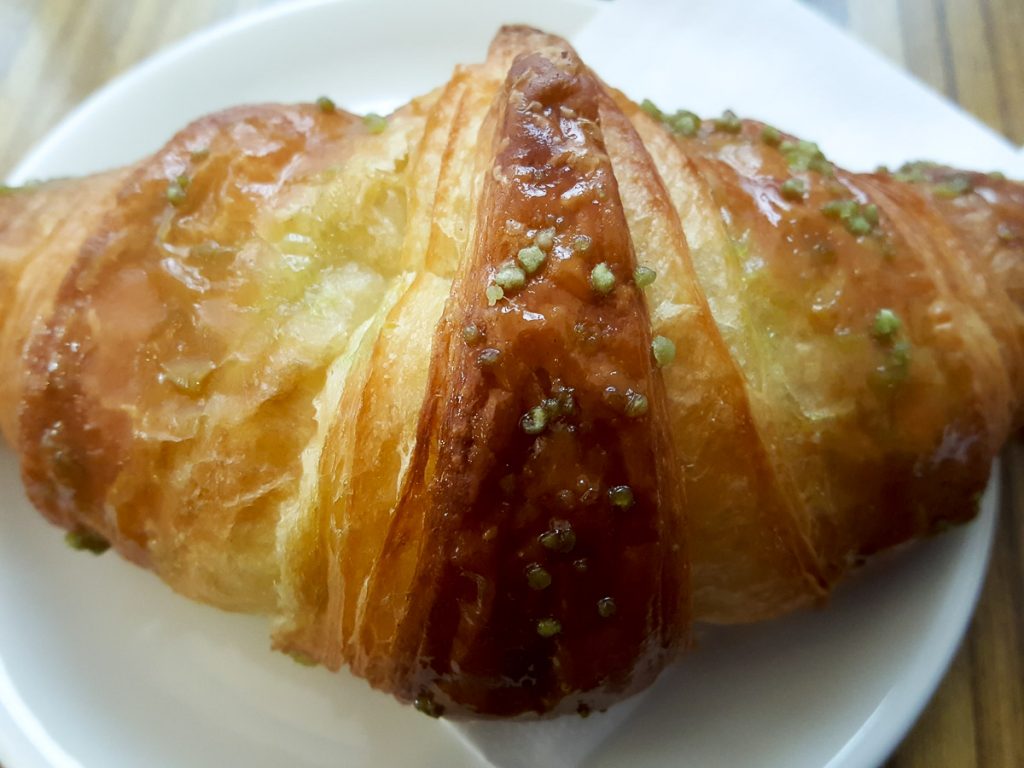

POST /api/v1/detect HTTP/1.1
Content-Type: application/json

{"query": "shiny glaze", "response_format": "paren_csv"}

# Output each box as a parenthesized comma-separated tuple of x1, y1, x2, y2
(354, 44, 687, 716)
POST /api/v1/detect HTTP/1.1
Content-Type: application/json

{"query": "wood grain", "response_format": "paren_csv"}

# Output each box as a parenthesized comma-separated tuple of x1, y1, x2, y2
(0, 1, 1021, 766)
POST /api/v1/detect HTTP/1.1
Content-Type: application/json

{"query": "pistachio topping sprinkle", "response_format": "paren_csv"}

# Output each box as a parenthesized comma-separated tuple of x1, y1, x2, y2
(608, 485, 635, 509)
(526, 563, 552, 590)
(597, 597, 618, 618)
(590, 263, 616, 295)
(822, 199, 879, 237)
(316, 96, 336, 113)
(572, 234, 592, 252)
(651, 335, 676, 367)
(540, 520, 576, 553)
(495, 261, 527, 291)
(517, 245, 547, 275)
(713, 109, 742, 134)
(872, 308, 901, 339)
(486, 284, 504, 306)
(537, 618, 562, 638)
(634, 265, 657, 288)
(166, 176, 188, 206)
(363, 113, 388, 134)
(534, 227, 555, 250)
(780, 177, 807, 201)
(462, 323, 481, 344)
(65, 529, 110, 555)
(624, 390, 649, 418)
(933, 175, 973, 199)
(781, 139, 834, 176)
(521, 405, 548, 435)
(761, 124, 782, 146)
(414, 692, 445, 719)
(477, 348, 501, 366)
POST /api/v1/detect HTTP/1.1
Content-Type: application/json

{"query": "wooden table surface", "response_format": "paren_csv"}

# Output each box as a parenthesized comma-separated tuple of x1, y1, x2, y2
(0, 1, 1021, 766)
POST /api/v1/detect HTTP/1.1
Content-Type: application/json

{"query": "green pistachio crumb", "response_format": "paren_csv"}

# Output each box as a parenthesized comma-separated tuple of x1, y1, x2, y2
(590, 262, 616, 295)
(933, 175, 973, 198)
(597, 597, 618, 618)
(517, 245, 547, 275)
(668, 110, 702, 137)
(316, 96, 336, 113)
(822, 199, 877, 236)
(634, 265, 657, 288)
(537, 618, 562, 638)
(573, 234, 592, 252)
(540, 520, 576, 553)
(577, 702, 592, 718)
(495, 261, 527, 291)
(166, 178, 187, 206)
(363, 113, 388, 134)
(414, 693, 445, 719)
(477, 347, 501, 366)
(872, 308, 901, 339)
(624, 390, 649, 418)
(846, 215, 872, 236)
(988, 171, 1007, 182)
(640, 99, 663, 120)
(287, 650, 318, 667)
(534, 227, 555, 250)
(781, 139, 833, 176)
(714, 109, 742, 134)
(892, 160, 936, 184)
(608, 485, 635, 509)
(863, 203, 880, 226)
(65, 529, 110, 555)
(761, 125, 782, 146)
(526, 563, 552, 590)
(486, 284, 504, 306)
(651, 335, 676, 367)
(780, 177, 807, 201)
(521, 405, 548, 435)
(462, 323, 481, 344)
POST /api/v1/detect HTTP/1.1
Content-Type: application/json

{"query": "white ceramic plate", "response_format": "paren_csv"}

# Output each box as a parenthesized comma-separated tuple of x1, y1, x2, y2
(1, 1, 1008, 767)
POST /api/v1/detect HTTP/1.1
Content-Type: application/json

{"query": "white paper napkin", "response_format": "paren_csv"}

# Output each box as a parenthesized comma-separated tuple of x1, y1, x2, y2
(447, 1, 1021, 766)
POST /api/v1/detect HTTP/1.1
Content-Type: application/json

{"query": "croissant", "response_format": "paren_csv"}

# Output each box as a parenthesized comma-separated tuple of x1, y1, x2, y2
(2, 26, 1022, 719)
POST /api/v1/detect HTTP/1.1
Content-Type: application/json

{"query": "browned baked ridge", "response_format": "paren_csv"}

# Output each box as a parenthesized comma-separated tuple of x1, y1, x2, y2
(1, 27, 1022, 717)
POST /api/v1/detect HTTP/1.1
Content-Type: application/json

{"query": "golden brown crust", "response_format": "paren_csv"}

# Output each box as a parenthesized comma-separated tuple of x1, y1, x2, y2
(2, 25, 1023, 716)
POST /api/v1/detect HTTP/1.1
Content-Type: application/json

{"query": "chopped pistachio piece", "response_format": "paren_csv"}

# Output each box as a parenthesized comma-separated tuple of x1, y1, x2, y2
(534, 227, 555, 250)
(287, 650, 317, 667)
(494, 261, 526, 291)
(872, 308, 901, 339)
(714, 109, 742, 134)
(537, 618, 562, 638)
(166, 178, 187, 206)
(521, 405, 548, 435)
(517, 245, 546, 275)
(540, 520, 576, 553)
(640, 99, 663, 119)
(486, 284, 504, 306)
(822, 198, 877, 236)
(624, 390, 649, 418)
(316, 96, 336, 113)
(846, 215, 872, 236)
(933, 175, 972, 198)
(668, 110, 702, 137)
(572, 234, 592, 252)
(634, 265, 657, 288)
(781, 139, 833, 176)
(414, 693, 445, 719)
(651, 335, 676, 367)
(589, 263, 616, 294)
(462, 323, 481, 344)
(597, 597, 618, 618)
(780, 177, 807, 201)
(526, 563, 552, 590)
(761, 125, 782, 146)
(608, 485, 635, 509)
(65, 529, 110, 555)
(477, 348, 501, 366)
(363, 113, 387, 134)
